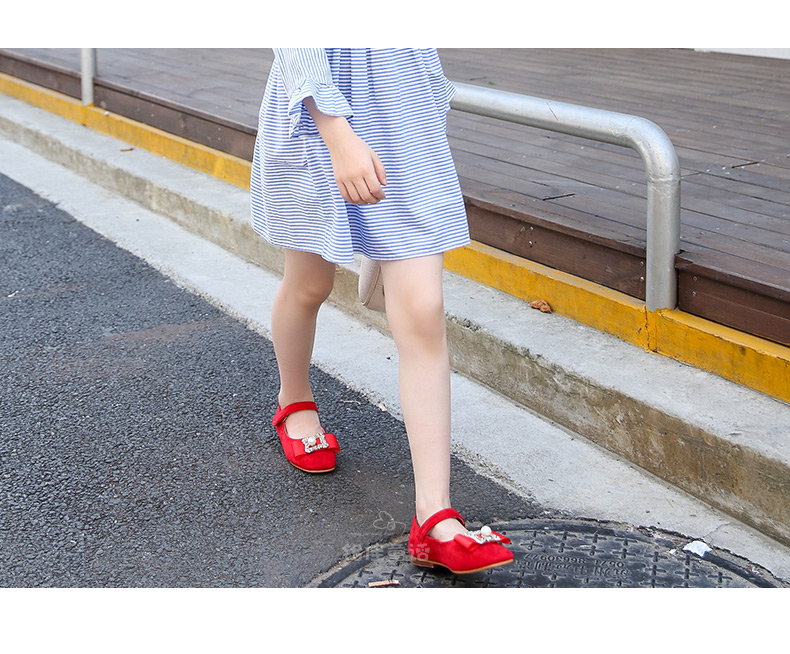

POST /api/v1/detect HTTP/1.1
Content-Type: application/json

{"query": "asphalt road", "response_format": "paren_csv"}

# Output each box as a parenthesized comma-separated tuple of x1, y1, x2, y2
(0, 172, 533, 588)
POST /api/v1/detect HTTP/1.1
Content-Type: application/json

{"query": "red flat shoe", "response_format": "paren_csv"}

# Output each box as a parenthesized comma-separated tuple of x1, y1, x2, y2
(273, 401, 339, 473)
(408, 508, 513, 574)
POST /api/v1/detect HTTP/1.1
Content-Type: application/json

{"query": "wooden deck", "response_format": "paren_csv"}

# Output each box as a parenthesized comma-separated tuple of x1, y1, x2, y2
(1, 48, 788, 345)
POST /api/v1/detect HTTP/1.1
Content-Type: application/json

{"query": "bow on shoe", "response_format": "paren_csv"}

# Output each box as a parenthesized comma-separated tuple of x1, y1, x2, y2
(288, 432, 339, 458)
(454, 525, 511, 552)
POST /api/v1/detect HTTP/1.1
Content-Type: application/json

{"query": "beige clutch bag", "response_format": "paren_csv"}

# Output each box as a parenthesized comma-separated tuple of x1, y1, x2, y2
(359, 257, 386, 312)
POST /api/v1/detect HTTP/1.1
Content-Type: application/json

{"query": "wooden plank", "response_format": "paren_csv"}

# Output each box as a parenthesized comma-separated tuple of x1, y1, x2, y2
(676, 249, 789, 301)
(544, 188, 790, 273)
(2, 48, 81, 71)
(681, 179, 790, 236)
(677, 268, 790, 345)
(0, 50, 81, 98)
(454, 158, 648, 249)
(687, 163, 790, 205)
(439, 49, 790, 136)
(94, 77, 256, 134)
(448, 111, 753, 191)
(453, 128, 790, 268)
(94, 80, 255, 160)
(443, 51, 753, 126)
(463, 193, 647, 298)
(451, 117, 790, 257)
(439, 49, 790, 176)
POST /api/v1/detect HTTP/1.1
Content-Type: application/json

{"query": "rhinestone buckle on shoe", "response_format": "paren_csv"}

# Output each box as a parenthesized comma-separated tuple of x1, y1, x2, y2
(302, 433, 329, 454)
(465, 525, 503, 545)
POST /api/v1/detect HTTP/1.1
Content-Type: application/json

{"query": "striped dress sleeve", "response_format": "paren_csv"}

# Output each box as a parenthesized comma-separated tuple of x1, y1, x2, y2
(273, 48, 354, 139)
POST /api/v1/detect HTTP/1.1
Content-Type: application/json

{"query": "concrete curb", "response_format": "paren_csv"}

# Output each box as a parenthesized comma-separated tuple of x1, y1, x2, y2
(2, 92, 790, 548)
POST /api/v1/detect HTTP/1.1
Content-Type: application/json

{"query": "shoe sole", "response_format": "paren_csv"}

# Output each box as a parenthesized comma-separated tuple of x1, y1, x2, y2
(289, 462, 336, 474)
(411, 556, 514, 575)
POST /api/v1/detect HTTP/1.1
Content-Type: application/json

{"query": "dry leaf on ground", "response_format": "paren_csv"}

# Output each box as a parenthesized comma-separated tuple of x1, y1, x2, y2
(530, 299, 552, 313)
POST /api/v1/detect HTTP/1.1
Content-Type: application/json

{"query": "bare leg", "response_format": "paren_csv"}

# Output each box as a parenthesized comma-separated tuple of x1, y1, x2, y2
(380, 254, 466, 542)
(271, 249, 336, 439)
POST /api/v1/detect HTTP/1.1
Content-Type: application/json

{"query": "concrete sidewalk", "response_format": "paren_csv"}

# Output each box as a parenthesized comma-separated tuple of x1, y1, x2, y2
(1, 93, 789, 584)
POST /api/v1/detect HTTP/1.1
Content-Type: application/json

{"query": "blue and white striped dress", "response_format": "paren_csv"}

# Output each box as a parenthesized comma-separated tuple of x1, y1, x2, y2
(249, 48, 470, 263)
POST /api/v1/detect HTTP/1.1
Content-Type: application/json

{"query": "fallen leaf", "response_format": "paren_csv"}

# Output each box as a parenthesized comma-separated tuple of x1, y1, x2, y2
(530, 299, 552, 313)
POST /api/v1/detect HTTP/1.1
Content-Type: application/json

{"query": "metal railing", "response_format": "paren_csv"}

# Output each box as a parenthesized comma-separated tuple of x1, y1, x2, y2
(450, 82, 681, 312)
(79, 49, 680, 310)
(80, 48, 96, 106)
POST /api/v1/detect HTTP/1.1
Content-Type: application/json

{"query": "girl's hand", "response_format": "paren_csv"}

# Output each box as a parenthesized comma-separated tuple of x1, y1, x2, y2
(326, 128, 387, 205)
(303, 97, 387, 205)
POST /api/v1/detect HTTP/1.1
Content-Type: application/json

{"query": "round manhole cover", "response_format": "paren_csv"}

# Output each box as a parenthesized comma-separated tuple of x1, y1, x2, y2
(312, 519, 784, 588)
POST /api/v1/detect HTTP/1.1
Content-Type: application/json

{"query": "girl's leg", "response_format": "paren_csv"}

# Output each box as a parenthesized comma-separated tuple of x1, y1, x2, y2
(379, 254, 466, 542)
(271, 248, 337, 439)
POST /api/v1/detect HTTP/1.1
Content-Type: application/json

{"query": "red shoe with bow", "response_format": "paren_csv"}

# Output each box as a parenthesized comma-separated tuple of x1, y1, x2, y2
(273, 401, 339, 473)
(408, 508, 513, 574)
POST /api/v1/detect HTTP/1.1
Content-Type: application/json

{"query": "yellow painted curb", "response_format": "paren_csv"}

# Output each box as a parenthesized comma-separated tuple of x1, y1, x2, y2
(655, 309, 790, 404)
(83, 108, 252, 190)
(3, 72, 789, 404)
(444, 241, 651, 348)
(0, 72, 85, 124)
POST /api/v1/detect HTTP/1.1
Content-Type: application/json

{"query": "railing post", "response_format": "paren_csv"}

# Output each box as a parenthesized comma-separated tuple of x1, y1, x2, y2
(80, 48, 97, 106)
(450, 82, 681, 312)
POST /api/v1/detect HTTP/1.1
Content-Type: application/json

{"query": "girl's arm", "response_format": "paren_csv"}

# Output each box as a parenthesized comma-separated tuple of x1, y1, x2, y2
(273, 49, 386, 205)
(303, 96, 387, 205)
